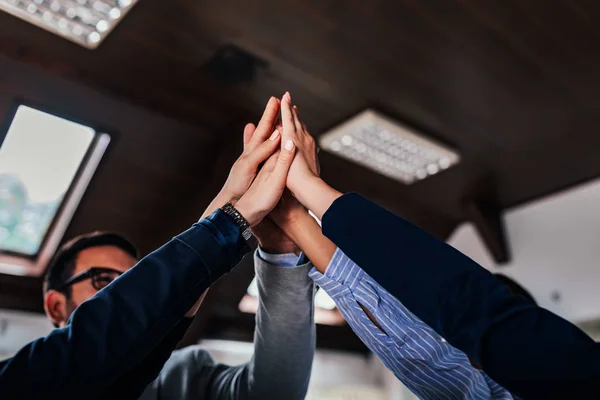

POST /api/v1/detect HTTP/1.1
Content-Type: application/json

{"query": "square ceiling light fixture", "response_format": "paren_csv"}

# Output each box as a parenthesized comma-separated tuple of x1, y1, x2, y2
(0, 0, 139, 49)
(319, 110, 460, 184)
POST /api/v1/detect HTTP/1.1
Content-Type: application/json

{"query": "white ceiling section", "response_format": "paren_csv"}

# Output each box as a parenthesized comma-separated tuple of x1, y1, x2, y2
(0, 309, 53, 359)
(448, 177, 600, 325)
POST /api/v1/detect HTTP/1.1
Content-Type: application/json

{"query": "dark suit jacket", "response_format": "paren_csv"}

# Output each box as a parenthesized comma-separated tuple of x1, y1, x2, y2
(322, 193, 600, 399)
(0, 210, 249, 400)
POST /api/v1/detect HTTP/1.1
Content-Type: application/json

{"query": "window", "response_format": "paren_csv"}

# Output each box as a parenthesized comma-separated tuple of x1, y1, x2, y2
(0, 105, 110, 276)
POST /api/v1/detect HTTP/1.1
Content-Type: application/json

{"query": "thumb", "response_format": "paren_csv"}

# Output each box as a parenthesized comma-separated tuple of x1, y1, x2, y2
(269, 140, 296, 188)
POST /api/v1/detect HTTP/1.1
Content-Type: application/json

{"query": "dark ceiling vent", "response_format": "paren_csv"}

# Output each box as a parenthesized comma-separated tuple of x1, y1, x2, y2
(204, 45, 268, 84)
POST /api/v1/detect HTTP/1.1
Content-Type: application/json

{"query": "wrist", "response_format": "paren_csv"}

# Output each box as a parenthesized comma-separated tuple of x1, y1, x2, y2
(276, 209, 316, 243)
(234, 197, 260, 227)
(201, 190, 238, 220)
(289, 173, 319, 201)
(292, 176, 341, 220)
(217, 189, 239, 206)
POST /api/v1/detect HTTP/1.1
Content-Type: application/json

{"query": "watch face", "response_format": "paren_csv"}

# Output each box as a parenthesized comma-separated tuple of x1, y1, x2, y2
(242, 229, 253, 241)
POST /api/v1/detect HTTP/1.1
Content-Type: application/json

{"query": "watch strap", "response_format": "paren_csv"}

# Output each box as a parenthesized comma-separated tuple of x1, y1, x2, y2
(221, 202, 253, 241)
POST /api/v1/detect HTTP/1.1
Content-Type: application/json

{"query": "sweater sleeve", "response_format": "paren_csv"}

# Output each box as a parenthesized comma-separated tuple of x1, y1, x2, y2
(0, 210, 250, 400)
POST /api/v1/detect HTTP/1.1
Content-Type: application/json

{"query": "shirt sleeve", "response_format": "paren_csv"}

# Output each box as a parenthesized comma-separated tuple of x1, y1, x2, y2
(256, 247, 301, 267)
(309, 248, 514, 400)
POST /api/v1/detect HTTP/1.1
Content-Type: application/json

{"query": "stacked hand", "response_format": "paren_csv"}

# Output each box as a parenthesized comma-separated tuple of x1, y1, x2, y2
(206, 91, 338, 253)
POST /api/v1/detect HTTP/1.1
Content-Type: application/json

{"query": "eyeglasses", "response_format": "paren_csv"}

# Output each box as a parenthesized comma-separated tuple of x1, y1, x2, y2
(56, 267, 123, 292)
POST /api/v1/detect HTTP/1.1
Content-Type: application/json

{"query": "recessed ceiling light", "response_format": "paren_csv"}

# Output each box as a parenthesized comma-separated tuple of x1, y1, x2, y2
(0, 0, 139, 49)
(319, 110, 460, 184)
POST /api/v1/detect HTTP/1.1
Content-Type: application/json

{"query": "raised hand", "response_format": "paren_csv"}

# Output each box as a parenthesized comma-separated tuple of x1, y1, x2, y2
(279, 92, 342, 220)
(279, 92, 320, 197)
(268, 190, 307, 231)
(235, 142, 296, 227)
(202, 97, 282, 219)
(237, 103, 297, 254)
(252, 217, 299, 255)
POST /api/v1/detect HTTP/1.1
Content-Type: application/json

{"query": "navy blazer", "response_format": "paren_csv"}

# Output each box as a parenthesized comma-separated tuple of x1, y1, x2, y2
(322, 193, 600, 399)
(0, 210, 249, 399)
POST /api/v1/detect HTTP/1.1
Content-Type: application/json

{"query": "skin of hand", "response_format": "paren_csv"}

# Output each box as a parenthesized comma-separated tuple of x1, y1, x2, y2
(201, 97, 283, 220)
(278, 92, 342, 219)
(279, 92, 320, 195)
(191, 97, 283, 316)
(273, 97, 386, 332)
(271, 191, 386, 332)
(235, 142, 296, 227)
(243, 113, 300, 255)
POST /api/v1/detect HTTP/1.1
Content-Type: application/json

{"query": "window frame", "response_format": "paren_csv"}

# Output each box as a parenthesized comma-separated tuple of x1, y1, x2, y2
(0, 100, 112, 276)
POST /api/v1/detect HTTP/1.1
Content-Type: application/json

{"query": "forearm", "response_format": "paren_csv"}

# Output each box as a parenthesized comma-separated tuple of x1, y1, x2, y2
(201, 190, 234, 220)
(277, 209, 336, 273)
(290, 176, 342, 221)
(190, 191, 236, 317)
(100, 318, 194, 399)
(0, 211, 249, 399)
(203, 253, 316, 400)
(247, 253, 316, 400)
(310, 249, 508, 400)
(322, 193, 600, 398)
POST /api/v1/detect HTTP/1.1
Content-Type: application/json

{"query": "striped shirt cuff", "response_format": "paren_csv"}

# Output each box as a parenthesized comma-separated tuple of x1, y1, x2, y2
(308, 247, 364, 298)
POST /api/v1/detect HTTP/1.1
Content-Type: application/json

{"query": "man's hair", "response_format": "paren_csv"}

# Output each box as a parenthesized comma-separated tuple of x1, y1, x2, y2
(43, 231, 138, 297)
(494, 273, 537, 305)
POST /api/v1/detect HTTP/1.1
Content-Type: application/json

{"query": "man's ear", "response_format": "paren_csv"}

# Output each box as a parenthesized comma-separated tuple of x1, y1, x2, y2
(44, 290, 69, 328)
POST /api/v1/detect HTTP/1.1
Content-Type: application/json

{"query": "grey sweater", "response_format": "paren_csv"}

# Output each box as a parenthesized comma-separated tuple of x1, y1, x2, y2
(138, 251, 316, 400)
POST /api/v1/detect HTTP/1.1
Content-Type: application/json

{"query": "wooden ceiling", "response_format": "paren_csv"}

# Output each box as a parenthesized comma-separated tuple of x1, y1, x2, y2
(1, 0, 600, 351)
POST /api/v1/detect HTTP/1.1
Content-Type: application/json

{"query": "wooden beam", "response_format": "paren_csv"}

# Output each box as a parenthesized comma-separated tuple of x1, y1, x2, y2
(0, 274, 44, 314)
(465, 200, 511, 264)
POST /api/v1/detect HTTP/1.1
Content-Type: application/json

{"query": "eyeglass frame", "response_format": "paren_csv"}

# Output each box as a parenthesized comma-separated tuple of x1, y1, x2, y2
(55, 267, 123, 292)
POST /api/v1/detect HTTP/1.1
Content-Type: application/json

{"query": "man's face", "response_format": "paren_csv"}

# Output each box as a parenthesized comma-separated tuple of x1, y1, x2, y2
(47, 245, 137, 327)
(68, 245, 137, 308)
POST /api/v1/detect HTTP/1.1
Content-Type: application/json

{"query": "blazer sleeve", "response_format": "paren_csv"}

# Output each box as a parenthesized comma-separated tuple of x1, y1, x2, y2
(0, 210, 250, 400)
(321, 192, 600, 399)
(99, 318, 194, 399)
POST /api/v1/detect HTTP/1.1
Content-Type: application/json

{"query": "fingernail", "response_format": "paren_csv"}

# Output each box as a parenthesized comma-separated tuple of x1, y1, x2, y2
(284, 140, 294, 151)
(269, 129, 280, 140)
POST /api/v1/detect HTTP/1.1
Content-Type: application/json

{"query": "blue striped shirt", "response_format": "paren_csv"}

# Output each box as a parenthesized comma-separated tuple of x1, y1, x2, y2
(309, 248, 514, 400)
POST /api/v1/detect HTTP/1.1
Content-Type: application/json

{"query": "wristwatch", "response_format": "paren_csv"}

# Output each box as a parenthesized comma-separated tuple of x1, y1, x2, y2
(221, 202, 253, 241)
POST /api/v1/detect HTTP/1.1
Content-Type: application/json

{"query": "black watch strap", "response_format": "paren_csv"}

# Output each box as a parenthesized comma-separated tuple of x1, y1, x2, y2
(221, 202, 253, 241)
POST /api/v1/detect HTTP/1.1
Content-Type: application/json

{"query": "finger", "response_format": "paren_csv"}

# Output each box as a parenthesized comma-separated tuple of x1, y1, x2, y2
(249, 97, 280, 150)
(316, 148, 322, 175)
(280, 92, 296, 138)
(269, 139, 296, 189)
(292, 105, 303, 132)
(260, 150, 280, 174)
(243, 123, 256, 151)
(245, 129, 281, 168)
